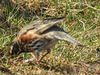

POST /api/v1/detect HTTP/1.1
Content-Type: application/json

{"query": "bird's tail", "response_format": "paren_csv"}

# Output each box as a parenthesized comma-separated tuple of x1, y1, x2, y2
(61, 34, 83, 46)
(52, 30, 83, 46)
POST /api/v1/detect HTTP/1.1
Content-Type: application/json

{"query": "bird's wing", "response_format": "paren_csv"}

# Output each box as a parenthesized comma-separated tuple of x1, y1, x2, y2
(44, 26, 83, 46)
(18, 17, 64, 37)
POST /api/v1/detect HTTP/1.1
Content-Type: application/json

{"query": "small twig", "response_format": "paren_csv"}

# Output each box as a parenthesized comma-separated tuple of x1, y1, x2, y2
(82, 3, 100, 11)
(79, 20, 85, 31)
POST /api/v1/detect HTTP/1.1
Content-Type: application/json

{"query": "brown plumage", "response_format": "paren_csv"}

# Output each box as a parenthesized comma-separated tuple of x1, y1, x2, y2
(9, 17, 83, 63)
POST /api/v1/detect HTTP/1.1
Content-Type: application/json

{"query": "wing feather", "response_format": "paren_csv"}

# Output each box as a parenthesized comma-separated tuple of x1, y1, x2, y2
(18, 17, 64, 36)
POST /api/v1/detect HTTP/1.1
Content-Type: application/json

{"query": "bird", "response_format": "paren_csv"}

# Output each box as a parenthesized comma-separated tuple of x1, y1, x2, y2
(9, 17, 83, 63)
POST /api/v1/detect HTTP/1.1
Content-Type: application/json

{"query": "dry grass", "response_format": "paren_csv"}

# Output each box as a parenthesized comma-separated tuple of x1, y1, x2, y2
(0, 0, 100, 75)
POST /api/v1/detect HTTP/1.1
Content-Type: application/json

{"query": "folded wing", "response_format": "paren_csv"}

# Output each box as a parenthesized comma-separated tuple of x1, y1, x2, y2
(18, 17, 64, 37)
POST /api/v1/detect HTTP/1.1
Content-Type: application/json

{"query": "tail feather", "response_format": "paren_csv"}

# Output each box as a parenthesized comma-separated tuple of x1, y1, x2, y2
(54, 34, 83, 46)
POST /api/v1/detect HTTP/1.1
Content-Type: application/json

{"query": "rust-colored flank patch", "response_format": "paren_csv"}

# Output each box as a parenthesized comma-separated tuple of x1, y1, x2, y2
(19, 30, 39, 44)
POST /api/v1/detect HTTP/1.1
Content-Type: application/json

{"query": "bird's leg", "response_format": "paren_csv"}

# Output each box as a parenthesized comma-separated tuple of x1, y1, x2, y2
(24, 50, 51, 63)
(36, 49, 51, 62)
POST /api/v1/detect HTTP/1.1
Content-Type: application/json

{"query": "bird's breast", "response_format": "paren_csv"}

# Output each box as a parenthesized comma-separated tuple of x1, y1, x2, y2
(18, 34, 56, 52)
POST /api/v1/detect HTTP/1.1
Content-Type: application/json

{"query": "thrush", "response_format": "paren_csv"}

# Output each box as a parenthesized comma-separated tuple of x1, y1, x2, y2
(9, 17, 83, 63)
